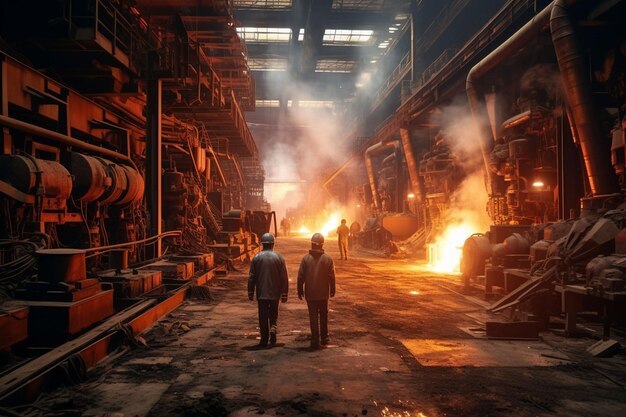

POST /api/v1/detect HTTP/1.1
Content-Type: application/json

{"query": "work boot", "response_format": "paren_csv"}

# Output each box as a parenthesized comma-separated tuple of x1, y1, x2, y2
(269, 325, 277, 346)
(321, 338, 329, 346)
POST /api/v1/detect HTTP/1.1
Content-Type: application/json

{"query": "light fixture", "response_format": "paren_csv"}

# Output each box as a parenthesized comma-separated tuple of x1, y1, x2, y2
(407, 193, 415, 200)
(532, 181, 544, 188)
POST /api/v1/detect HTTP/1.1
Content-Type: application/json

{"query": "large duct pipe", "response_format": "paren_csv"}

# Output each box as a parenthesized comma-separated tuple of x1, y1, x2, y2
(400, 128, 423, 203)
(551, 0, 618, 196)
(466, 3, 553, 195)
(365, 140, 400, 210)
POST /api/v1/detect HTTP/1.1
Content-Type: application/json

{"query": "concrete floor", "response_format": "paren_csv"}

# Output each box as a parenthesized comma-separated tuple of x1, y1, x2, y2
(26, 236, 626, 416)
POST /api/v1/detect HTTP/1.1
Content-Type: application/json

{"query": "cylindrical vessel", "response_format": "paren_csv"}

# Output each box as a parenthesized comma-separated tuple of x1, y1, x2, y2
(36, 248, 87, 283)
(114, 165, 144, 205)
(69, 152, 108, 202)
(0, 155, 72, 200)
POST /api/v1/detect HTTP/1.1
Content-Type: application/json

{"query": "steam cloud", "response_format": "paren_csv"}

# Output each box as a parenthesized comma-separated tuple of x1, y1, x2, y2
(258, 81, 352, 222)
(432, 97, 492, 232)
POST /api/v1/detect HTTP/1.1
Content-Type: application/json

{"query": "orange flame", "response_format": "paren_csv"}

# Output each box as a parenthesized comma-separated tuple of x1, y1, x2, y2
(427, 223, 477, 273)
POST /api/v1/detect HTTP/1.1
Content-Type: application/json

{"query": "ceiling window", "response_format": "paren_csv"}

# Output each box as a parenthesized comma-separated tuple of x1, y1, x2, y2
(316, 59, 357, 73)
(256, 99, 281, 107)
(248, 58, 288, 71)
(237, 27, 292, 43)
(323, 29, 374, 45)
(298, 100, 335, 109)
(234, 0, 292, 8)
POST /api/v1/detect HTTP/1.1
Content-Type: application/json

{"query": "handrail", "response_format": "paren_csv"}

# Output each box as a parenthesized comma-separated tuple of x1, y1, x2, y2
(0, 114, 138, 171)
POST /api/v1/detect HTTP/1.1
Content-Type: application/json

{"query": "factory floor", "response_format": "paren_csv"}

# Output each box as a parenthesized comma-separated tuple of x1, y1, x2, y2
(28, 236, 626, 417)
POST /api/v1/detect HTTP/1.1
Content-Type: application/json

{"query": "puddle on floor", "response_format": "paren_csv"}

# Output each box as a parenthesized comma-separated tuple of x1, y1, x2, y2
(401, 339, 569, 367)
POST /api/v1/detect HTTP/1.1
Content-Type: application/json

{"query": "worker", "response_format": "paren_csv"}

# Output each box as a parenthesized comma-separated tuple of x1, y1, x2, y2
(349, 220, 361, 248)
(280, 217, 291, 236)
(248, 233, 289, 347)
(336, 218, 350, 260)
(297, 233, 336, 349)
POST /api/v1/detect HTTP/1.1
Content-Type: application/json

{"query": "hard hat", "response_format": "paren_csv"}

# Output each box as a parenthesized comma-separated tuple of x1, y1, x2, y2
(260, 233, 275, 245)
(311, 233, 324, 246)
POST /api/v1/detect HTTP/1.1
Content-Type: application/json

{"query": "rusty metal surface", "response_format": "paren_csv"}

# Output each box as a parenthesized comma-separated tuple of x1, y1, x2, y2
(0, 306, 29, 350)
(35, 249, 87, 283)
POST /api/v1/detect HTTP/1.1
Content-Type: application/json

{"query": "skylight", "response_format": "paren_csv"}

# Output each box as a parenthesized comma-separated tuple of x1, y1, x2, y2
(323, 29, 374, 46)
(248, 58, 288, 71)
(236, 27, 292, 43)
(256, 99, 281, 107)
(316, 59, 357, 73)
(298, 100, 335, 109)
(234, 0, 292, 8)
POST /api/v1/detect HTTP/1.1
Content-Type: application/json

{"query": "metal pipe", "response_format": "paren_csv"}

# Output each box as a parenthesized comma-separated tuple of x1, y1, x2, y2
(364, 140, 400, 210)
(400, 128, 422, 202)
(84, 230, 182, 258)
(466, 3, 553, 195)
(551, 0, 618, 195)
(0, 114, 138, 171)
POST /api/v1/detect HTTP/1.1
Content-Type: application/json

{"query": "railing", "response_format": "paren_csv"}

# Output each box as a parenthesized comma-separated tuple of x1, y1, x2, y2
(65, 0, 159, 74)
(370, 51, 412, 111)
(229, 90, 259, 158)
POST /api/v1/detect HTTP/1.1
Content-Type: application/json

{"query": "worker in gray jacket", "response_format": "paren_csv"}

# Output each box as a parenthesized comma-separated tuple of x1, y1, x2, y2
(248, 233, 289, 347)
(297, 233, 336, 349)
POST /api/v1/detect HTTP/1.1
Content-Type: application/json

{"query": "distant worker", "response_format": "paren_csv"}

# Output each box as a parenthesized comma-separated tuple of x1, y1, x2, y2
(280, 217, 291, 237)
(349, 221, 361, 248)
(336, 218, 350, 260)
(298, 233, 336, 349)
(248, 233, 289, 347)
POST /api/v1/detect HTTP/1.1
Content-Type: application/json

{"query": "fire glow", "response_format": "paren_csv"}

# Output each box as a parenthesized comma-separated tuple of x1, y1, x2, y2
(295, 211, 343, 237)
(427, 223, 477, 273)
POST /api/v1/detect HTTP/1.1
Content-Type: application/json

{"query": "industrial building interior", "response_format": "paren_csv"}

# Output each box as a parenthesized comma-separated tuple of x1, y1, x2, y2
(1, 0, 626, 416)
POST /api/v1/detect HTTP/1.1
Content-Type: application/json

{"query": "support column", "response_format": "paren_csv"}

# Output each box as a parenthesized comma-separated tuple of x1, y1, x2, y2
(146, 77, 162, 257)
(1, 57, 11, 155)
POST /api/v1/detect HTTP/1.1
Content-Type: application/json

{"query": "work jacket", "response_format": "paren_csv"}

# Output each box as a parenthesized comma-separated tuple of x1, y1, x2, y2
(297, 249, 336, 301)
(248, 249, 289, 300)
(337, 224, 349, 241)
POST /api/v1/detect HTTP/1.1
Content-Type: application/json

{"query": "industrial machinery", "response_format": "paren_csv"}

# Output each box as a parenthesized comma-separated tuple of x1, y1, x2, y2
(0, 0, 269, 353)
(459, 0, 626, 335)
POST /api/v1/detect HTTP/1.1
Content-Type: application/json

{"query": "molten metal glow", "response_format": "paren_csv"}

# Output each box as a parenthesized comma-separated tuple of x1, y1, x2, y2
(297, 226, 311, 234)
(427, 223, 477, 273)
(319, 212, 342, 237)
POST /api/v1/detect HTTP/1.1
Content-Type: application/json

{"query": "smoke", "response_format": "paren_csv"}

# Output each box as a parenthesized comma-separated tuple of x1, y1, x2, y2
(439, 98, 491, 230)
(257, 81, 352, 220)
(520, 63, 561, 100)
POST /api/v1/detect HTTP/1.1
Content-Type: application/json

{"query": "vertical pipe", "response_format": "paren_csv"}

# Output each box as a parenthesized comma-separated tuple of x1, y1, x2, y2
(146, 77, 162, 257)
(400, 128, 422, 202)
(466, 3, 553, 195)
(551, 0, 618, 196)
(1, 57, 11, 155)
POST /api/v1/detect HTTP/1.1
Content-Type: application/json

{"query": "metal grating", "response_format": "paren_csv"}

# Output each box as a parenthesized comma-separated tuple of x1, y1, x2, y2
(234, 0, 292, 8)
(332, 0, 384, 10)
(315, 59, 357, 73)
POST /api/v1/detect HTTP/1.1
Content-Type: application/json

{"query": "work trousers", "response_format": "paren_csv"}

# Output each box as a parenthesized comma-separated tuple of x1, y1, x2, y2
(338, 237, 348, 259)
(307, 299, 329, 347)
(257, 299, 279, 344)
